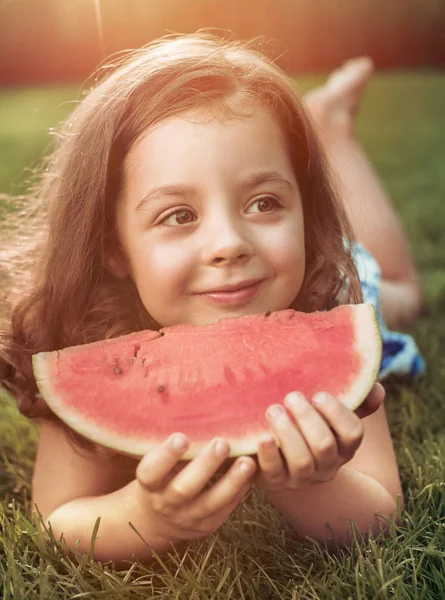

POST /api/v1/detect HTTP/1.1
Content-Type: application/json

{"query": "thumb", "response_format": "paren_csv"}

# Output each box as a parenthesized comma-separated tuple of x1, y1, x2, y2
(355, 382, 385, 419)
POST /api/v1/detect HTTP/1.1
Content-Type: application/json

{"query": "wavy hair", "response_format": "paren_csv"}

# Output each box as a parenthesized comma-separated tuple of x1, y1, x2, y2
(0, 33, 362, 442)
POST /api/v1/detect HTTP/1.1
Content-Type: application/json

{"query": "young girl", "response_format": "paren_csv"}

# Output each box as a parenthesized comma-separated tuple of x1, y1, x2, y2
(0, 34, 424, 563)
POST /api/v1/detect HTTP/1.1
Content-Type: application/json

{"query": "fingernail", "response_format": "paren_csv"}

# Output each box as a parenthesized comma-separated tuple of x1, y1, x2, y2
(267, 405, 285, 422)
(171, 433, 187, 451)
(261, 433, 275, 446)
(238, 459, 254, 474)
(313, 392, 331, 406)
(285, 392, 307, 413)
(214, 439, 229, 457)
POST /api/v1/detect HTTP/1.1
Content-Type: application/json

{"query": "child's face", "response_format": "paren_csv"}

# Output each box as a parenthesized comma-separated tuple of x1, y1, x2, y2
(114, 106, 305, 327)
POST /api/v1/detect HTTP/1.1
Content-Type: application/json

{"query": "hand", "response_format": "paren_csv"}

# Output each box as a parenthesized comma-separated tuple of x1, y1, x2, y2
(255, 382, 385, 494)
(135, 434, 257, 543)
(354, 382, 385, 418)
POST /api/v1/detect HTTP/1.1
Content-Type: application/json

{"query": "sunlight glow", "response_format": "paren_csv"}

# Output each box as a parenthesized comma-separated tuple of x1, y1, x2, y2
(93, 0, 105, 57)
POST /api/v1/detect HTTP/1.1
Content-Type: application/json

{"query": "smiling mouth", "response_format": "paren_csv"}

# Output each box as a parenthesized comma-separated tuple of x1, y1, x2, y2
(199, 279, 265, 294)
(197, 280, 264, 306)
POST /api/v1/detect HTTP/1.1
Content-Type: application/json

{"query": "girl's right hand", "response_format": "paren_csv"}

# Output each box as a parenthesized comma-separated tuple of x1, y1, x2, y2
(135, 434, 257, 543)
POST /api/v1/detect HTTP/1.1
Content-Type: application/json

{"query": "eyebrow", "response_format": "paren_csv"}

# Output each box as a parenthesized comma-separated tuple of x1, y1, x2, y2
(134, 171, 294, 212)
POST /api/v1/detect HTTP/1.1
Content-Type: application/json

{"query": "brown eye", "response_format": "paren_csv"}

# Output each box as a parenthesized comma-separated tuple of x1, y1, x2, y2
(162, 209, 196, 226)
(175, 210, 194, 224)
(248, 196, 278, 214)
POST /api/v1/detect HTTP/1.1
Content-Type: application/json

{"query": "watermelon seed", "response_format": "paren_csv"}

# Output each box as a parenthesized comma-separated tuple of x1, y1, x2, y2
(265, 311, 271, 317)
(133, 344, 141, 357)
(113, 366, 123, 375)
(157, 385, 165, 393)
(159, 332, 165, 337)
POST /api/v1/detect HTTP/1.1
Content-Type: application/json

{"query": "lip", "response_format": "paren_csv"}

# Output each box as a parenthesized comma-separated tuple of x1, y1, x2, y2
(200, 279, 264, 294)
(196, 279, 264, 306)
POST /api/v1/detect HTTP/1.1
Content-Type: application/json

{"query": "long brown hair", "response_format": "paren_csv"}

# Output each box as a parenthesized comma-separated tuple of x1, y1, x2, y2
(0, 33, 361, 434)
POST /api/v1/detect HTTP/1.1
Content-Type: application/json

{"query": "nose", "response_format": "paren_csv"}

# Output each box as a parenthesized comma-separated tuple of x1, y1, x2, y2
(200, 214, 253, 266)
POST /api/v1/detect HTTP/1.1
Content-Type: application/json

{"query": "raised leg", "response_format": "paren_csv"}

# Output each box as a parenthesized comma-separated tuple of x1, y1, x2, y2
(304, 59, 423, 327)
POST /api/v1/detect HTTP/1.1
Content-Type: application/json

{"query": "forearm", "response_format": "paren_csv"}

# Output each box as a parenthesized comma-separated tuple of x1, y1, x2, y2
(265, 466, 402, 544)
(43, 480, 174, 563)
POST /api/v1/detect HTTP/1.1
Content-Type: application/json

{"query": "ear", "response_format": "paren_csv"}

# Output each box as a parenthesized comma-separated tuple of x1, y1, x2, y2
(105, 245, 130, 280)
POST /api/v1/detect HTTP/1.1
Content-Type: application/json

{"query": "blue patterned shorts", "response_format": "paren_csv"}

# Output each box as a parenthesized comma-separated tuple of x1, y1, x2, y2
(353, 243, 425, 380)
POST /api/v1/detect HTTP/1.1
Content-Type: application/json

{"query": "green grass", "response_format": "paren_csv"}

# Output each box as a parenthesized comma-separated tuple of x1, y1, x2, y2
(1, 71, 445, 598)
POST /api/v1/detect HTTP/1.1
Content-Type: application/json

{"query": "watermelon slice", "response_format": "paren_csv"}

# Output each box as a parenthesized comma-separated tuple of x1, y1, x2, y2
(32, 304, 381, 459)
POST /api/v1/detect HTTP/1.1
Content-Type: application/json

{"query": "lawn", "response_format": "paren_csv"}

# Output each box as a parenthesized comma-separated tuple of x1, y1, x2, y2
(1, 71, 445, 598)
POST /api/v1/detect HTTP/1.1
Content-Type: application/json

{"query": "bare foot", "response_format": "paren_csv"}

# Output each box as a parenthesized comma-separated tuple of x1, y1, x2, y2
(304, 57, 374, 137)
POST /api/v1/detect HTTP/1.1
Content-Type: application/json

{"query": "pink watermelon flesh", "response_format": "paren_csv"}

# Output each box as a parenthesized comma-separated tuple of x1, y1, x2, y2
(32, 304, 381, 459)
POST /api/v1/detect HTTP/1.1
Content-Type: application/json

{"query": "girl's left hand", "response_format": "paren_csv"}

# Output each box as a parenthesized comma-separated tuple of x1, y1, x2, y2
(256, 382, 385, 493)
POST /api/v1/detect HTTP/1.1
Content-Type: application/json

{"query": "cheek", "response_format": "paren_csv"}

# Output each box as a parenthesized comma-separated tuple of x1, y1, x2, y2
(136, 242, 193, 293)
(262, 222, 305, 273)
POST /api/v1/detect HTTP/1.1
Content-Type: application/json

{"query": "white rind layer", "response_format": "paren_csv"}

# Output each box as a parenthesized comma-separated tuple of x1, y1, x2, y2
(32, 303, 382, 459)
(337, 302, 382, 410)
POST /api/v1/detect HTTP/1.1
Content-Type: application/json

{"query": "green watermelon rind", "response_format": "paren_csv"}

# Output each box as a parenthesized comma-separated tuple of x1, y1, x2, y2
(32, 303, 382, 459)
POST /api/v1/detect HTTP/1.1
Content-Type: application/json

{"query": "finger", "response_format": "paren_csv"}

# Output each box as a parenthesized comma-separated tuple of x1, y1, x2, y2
(163, 438, 233, 507)
(256, 433, 287, 488)
(194, 456, 257, 516)
(195, 475, 254, 535)
(312, 392, 364, 461)
(136, 433, 190, 492)
(355, 383, 385, 419)
(265, 404, 315, 480)
(284, 392, 339, 471)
